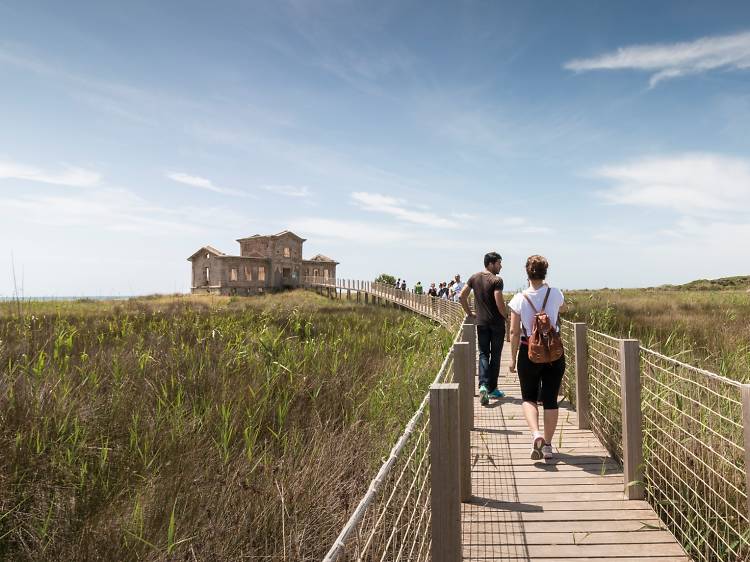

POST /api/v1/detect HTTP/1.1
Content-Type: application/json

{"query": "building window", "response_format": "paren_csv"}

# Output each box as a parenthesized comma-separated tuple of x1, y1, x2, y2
(204, 267, 210, 282)
(313, 268, 319, 277)
(244, 266, 252, 281)
(284, 247, 291, 258)
(324, 269, 329, 280)
(206, 253, 210, 260)
(258, 266, 266, 281)
(230, 268, 238, 281)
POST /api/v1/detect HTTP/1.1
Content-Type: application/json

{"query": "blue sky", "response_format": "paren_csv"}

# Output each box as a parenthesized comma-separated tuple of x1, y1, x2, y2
(2, 1, 750, 296)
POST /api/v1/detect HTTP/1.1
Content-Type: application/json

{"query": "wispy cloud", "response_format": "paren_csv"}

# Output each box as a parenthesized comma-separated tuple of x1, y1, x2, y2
(0, 159, 101, 187)
(166, 171, 252, 197)
(351, 191, 459, 228)
(565, 30, 750, 87)
(290, 217, 410, 243)
(593, 153, 750, 215)
(1, 187, 246, 234)
(262, 184, 311, 198)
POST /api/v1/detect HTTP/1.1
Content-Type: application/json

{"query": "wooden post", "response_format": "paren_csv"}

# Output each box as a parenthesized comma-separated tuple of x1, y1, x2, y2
(462, 322, 477, 386)
(619, 339, 644, 500)
(453, 342, 472, 501)
(574, 323, 590, 430)
(430, 383, 462, 561)
(742, 385, 750, 520)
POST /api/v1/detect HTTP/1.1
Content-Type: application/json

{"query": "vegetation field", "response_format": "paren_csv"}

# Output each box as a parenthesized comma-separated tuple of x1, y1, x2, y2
(564, 287, 750, 382)
(0, 291, 452, 561)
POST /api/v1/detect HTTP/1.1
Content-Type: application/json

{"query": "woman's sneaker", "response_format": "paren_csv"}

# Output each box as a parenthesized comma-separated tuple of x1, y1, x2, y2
(479, 385, 489, 406)
(488, 389, 505, 399)
(530, 432, 545, 460)
(542, 444, 553, 461)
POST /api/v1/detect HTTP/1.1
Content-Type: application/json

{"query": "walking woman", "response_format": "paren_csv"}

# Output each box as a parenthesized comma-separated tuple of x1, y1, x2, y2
(508, 255, 565, 461)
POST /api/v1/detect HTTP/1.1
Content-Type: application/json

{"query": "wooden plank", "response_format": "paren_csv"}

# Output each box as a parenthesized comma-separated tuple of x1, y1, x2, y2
(430, 383, 461, 561)
(462, 508, 659, 521)
(461, 529, 679, 545)
(464, 542, 687, 557)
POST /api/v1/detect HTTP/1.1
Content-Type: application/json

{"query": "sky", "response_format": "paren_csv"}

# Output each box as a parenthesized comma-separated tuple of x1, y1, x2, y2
(1, 0, 750, 296)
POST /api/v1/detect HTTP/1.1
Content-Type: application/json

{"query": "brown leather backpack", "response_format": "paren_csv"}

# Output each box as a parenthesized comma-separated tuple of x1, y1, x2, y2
(523, 287, 564, 364)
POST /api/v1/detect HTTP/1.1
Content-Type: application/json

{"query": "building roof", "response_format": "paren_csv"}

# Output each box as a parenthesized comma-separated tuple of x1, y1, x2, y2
(186, 245, 226, 261)
(303, 253, 339, 264)
(236, 230, 307, 242)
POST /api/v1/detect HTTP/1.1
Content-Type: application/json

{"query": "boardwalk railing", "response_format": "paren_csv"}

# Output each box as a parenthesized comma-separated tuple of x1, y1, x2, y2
(305, 277, 749, 562)
(561, 318, 750, 562)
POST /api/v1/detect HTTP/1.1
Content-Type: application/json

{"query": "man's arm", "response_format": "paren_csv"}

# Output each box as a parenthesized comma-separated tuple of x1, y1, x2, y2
(493, 289, 507, 319)
(509, 310, 521, 372)
(459, 283, 473, 318)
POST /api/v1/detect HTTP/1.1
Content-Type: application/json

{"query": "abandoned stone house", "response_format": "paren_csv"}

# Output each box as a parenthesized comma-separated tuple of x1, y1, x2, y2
(188, 230, 338, 295)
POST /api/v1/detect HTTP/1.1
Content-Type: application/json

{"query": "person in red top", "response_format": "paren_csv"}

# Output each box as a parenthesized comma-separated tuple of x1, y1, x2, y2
(459, 252, 508, 406)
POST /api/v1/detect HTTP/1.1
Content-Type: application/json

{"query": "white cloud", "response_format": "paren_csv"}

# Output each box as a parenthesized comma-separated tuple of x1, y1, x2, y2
(564, 30, 750, 87)
(593, 153, 750, 215)
(0, 159, 101, 187)
(166, 171, 252, 197)
(1, 187, 246, 234)
(261, 184, 311, 198)
(290, 217, 410, 243)
(351, 191, 459, 228)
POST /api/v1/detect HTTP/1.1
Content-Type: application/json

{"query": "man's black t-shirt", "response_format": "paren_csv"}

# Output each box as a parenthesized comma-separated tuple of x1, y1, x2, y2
(467, 271, 504, 326)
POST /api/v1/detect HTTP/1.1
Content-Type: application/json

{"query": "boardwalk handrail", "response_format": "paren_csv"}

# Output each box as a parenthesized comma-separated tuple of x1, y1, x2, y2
(305, 279, 749, 562)
(304, 276, 465, 560)
(561, 318, 750, 562)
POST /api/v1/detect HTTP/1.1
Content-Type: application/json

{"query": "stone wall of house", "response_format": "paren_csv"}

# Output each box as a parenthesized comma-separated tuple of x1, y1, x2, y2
(191, 251, 225, 289)
(216, 257, 271, 295)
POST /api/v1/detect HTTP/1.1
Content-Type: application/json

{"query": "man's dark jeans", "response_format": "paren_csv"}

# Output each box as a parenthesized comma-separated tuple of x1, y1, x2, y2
(477, 323, 505, 392)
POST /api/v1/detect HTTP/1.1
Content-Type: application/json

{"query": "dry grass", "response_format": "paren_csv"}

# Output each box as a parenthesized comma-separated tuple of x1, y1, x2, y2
(0, 290, 452, 561)
(564, 288, 750, 382)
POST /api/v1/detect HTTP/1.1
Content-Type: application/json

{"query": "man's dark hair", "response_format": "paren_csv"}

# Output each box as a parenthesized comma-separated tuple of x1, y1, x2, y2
(484, 252, 502, 267)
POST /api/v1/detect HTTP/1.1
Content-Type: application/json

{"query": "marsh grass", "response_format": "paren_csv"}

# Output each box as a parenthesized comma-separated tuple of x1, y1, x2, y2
(564, 288, 750, 382)
(0, 291, 451, 561)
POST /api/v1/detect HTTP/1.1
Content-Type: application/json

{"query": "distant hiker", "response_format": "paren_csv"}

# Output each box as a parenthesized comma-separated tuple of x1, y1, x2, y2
(438, 282, 449, 299)
(447, 280, 456, 300)
(459, 252, 507, 406)
(400, 280, 407, 291)
(414, 281, 423, 295)
(427, 283, 438, 297)
(508, 255, 565, 462)
(452, 274, 465, 302)
(395, 278, 401, 289)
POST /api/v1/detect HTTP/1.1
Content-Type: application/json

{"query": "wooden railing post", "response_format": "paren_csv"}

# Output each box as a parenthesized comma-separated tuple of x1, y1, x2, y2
(619, 339, 644, 500)
(574, 323, 590, 430)
(453, 341, 472, 502)
(742, 384, 750, 520)
(430, 383, 462, 561)
(462, 321, 477, 387)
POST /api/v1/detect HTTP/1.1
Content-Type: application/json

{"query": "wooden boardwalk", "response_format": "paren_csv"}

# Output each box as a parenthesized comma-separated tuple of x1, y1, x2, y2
(462, 346, 689, 561)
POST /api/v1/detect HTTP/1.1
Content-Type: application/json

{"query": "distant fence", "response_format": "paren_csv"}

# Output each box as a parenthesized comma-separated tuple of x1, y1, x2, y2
(305, 278, 750, 562)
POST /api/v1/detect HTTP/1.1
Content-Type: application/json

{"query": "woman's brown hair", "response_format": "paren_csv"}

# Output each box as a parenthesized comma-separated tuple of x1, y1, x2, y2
(526, 255, 548, 280)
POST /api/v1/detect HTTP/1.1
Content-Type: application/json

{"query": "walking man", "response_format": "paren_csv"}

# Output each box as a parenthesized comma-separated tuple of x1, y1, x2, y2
(459, 252, 507, 406)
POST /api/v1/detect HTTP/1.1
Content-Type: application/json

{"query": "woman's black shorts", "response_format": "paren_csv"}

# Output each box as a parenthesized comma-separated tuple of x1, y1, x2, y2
(517, 343, 566, 410)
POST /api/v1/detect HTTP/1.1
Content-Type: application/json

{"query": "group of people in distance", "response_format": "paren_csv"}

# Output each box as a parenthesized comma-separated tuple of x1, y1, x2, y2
(392, 274, 465, 302)
(458, 252, 565, 463)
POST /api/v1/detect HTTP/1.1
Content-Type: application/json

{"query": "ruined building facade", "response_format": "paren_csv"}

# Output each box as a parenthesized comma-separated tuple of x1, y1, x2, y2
(187, 230, 338, 295)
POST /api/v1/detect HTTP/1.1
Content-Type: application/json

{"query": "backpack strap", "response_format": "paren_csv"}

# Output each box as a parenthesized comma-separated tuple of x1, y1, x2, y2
(522, 292, 539, 314)
(541, 287, 551, 313)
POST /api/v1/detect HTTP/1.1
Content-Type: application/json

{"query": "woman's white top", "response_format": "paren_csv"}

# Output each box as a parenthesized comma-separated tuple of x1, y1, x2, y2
(508, 284, 564, 336)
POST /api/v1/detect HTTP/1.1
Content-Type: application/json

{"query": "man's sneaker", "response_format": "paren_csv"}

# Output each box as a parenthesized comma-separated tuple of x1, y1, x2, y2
(479, 385, 489, 406)
(530, 432, 545, 460)
(489, 389, 505, 399)
(542, 444, 553, 461)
